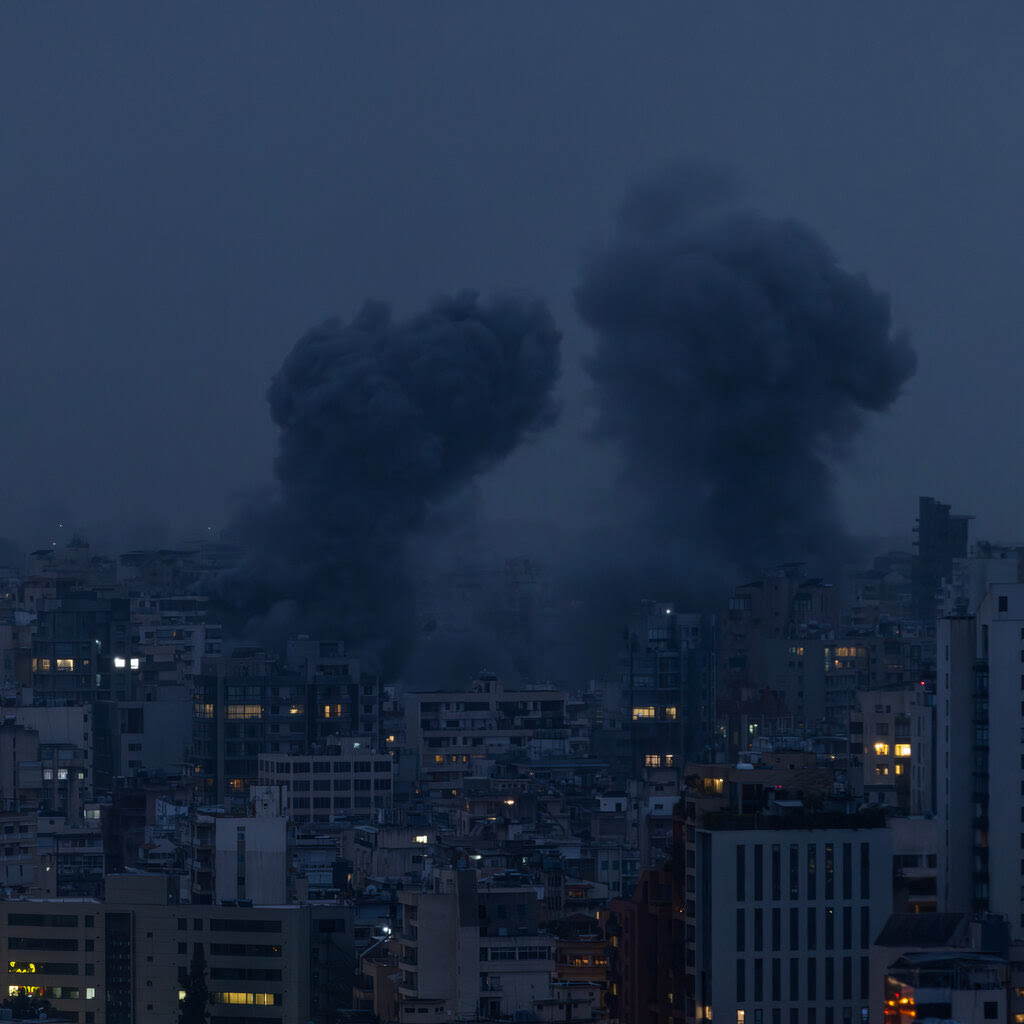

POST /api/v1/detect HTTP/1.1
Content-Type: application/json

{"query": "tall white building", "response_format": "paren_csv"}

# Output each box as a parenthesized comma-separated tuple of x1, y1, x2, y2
(937, 564, 1024, 931)
(681, 765, 893, 1024)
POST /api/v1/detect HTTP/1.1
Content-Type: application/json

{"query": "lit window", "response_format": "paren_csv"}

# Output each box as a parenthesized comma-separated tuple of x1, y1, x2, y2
(210, 992, 280, 1005)
(43, 770, 53, 781)
(895, 764, 904, 775)
(894, 744, 911, 758)
(56, 659, 74, 672)
(644, 754, 662, 767)
(322, 704, 344, 718)
(632, 706, 655, 720)
(875, 766, 890, 776)
(664, 706, 677, 720)
(57, 769, 68, 781)
(225, 704, 264, 720)
(86, 988, 95, 1000)
(873, 742, 889, 756)
(433, 755, 444, 765)
(413, 835, 428, 844)
(113, 657, 126, 668)
(665, 753, 674, 766)
(289, 704, 305, 715)
(130, 658, 140, 670)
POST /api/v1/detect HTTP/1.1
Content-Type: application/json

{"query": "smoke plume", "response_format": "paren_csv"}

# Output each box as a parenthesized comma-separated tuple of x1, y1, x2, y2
(222, 292, 561, 670)
(577, 166, 917, 578)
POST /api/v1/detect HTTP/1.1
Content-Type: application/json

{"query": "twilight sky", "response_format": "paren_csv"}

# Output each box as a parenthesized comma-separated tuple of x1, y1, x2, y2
(2, 3, 1023, 553)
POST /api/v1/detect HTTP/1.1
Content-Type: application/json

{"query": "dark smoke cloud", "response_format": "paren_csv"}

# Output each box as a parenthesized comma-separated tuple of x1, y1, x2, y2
(577, 166, 917, 579)
(220, 292, 561, 671)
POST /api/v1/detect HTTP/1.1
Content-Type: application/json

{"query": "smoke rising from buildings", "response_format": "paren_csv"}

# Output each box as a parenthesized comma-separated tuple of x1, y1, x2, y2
(220, 292, 561, 671)
(577, 166, 918, 580)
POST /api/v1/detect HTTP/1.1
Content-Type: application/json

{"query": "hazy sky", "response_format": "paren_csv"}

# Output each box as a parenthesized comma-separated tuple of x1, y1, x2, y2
(3, 3, 1023, 552)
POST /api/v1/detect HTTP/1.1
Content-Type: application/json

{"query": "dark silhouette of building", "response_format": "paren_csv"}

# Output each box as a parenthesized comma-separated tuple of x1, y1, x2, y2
(912, 496, 970, 622)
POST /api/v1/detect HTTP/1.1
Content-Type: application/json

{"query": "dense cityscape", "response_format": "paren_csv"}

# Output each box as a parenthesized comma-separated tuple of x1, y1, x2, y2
(0, 495, 1018, 1023)
(4, 7, 1023, 1024)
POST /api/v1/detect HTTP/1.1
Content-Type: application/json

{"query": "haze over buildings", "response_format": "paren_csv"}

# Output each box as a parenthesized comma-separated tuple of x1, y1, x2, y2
(2, 6, 1024, 1024)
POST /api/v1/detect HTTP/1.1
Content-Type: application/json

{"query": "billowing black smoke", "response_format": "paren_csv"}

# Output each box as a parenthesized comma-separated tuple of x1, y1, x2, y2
(222, 292, 561, 671)
(577, 167, 917, 578)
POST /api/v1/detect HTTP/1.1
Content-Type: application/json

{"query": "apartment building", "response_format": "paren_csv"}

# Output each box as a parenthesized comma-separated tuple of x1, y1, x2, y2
(0, 873, 311, 1024)
(405, 673, 568, 795)
(679, 764, 893, 1024)
(257, 736, 393, 824)
(396, 869, 555, 1020)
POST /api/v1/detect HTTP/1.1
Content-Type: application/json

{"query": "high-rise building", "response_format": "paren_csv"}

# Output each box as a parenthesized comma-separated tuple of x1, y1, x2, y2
(620, 602, 716, 772)
(912, 497, 971, 623)
(677, 763, 892, 1024)
(936, 568, 1024, 928)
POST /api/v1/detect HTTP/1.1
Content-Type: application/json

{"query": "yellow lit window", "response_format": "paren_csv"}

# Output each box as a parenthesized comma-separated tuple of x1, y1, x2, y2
(644, 754, 662, 767)
(210, 992, 280, 1006)
(875, 766, 889, 776)
(895, 764, 904, 775)
(322, 703, 344, 718)
(894, 743, 911, 757)
(873, 742, 889, 756)
(195, 703, 215, 719)
(225, 704, 264, 720)
(665, 754, 675, 766)
(434, 755, 444, 764)
(288, 704, 305, 715)
(664, 706, 677, 720)
(56, 658, 74, 671)
(632, 706, 655, 720)
(228, 778, 246, 792)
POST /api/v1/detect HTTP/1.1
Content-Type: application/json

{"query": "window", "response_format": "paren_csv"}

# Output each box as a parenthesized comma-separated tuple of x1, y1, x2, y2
(632, 707, 655, 720)
(873, 742, 889, 756)
(999, 595, 1009, 613)
(225, 704, 263, 720)
(894, 744, 911, 757)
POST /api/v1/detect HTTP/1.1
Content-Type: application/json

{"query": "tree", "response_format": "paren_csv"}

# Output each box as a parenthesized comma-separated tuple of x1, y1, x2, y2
(178, 944, 210, 1024)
